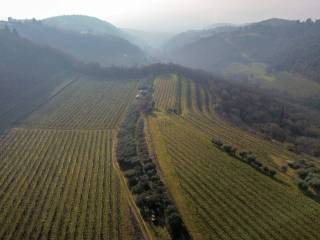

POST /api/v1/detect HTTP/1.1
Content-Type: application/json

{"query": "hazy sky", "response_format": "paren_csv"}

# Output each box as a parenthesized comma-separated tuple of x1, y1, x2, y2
(1, 0, 320, 32)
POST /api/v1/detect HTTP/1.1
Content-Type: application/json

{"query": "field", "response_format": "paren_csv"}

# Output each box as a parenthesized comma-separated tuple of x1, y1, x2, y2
(24, 78, 137, 129)
(223, 63, 320, 97)
(153, 74, 179, 112)
(1, 70, 320, 240)
(148, 75, 320, 239)
(0, 72, 75, 129)
(0, 128, 142, 240)
(0, 76, 145, 240)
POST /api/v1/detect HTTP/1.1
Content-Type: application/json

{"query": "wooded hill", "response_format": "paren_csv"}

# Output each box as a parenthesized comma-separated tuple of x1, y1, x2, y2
(164, 19, 320, 83)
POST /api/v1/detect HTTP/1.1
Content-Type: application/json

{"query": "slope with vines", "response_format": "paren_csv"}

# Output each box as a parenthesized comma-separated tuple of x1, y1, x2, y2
(0, 128, 142, 240)
(148, 74, 320, 239)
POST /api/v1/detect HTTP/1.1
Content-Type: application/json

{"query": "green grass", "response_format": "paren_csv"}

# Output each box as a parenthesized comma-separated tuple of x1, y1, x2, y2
(149, 75, 320, 239)
(223, 63, 276, 82)
(223, 63, 320, 97)
(267, 71, 320, 97)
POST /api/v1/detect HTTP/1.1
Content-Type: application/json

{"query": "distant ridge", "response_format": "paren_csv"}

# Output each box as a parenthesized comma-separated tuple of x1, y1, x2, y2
(43, 15, 125, 38)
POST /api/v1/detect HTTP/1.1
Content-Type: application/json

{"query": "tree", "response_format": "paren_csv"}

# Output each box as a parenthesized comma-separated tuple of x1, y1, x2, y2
(246, 154, 257, 164)
(212, 138, 223, 147)
(269, 169, 277, 178)
(309, 177, 320, 193)
(166, 212, 183, 238)
(297, 169, 309, 180)
(280, 165, 288, 173)
(239, 150, 248, 159)
(222, 144, 236, 155)
(298, 180, 309, 192)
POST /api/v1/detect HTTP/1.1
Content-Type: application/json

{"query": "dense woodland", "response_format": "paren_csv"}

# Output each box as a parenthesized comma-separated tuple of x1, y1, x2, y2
(213, 80, 320, 157)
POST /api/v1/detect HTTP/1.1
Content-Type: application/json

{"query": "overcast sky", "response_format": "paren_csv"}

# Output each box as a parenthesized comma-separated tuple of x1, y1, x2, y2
(1, 0, 320, 32)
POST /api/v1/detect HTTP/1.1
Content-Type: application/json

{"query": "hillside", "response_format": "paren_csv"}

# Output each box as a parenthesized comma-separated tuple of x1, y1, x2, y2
(3, 19, 146, 66)
(0, 27, 76, 129)
(0, 27, 147, 239)
(1, 31, 320, 240)
(147, 73, 320, 239)
(164, 19, 320, 85)
(44, 15, 125, 37)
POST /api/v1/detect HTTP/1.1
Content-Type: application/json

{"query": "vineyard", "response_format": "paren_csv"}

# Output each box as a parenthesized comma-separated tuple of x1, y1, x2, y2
(0, 73, 75, 129)
(149, 75, 320, 239)
(0, 74, 147, 240)
(153, 74, 179, 112)
(0, 128, 142, 240)
(24, 78, 137, 129)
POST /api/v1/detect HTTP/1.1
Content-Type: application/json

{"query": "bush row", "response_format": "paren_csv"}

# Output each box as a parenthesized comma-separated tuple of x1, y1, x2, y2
(117, 88, 189, 239)
(212, 138, 277, 178)
(287, 160, 320, 194)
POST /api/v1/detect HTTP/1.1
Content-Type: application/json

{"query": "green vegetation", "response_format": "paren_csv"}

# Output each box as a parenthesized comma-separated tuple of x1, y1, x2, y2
(212, 138, 277, 178)
(0, 30, 147, 239)
(0, 28, 75, 129)
(165, 19, 320, 84)
(116, 83, 190, 239)
(2, 19, 145, 66)
(148, 74, 320, 239)
(24, 78, 137, 129)
(43, 15, 124, 37)
(223, 63, 276, 82)
(0, 129, 142, 240)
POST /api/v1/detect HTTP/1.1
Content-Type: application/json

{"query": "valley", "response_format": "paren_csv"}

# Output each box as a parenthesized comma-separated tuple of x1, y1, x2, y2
(1, 12, 320, 240)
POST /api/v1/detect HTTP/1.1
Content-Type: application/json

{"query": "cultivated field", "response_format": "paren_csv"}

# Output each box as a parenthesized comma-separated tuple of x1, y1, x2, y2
(0, 128, 142, 240)
(0, 75, 145, 240)
(0, 73, 75, 129)
(153, 74, 179, 112)
(148, 75, 320, 239)
(24, 78, 137, 129)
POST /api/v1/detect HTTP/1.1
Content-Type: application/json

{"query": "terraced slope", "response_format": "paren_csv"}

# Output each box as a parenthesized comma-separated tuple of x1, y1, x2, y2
(148, 75, 320, 239)
(0, 128, 141, 240)
(24, 78, 137, 129)
(154, 74, 179, 112)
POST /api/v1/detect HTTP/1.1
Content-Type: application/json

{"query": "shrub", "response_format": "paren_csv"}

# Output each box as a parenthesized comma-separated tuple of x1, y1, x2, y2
(146, 169, 157, 177)
(309, 177, 320, 193)
(165, 205, 178, 216)
(280, 165, 288, 173)
(166, 212, 183, 238)
(127, 177, 138, 187)
(134, 166, 143, 176)
(297, 180, 309, 191)
(297, 169, 309, 180)
(212, 138, 223, 147)
(246, 154, 257, 163)
(239, 150, 248, 159)
(132, 183, 145, 194)
(222, 144, 236, 155)
(269, 169, 277, 178)
(144, 162, 155, 171)
(125, 169, 136, 178)
(288, 161, 304, 170)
